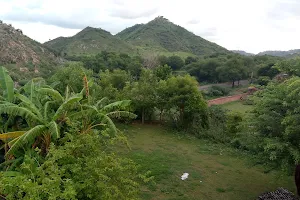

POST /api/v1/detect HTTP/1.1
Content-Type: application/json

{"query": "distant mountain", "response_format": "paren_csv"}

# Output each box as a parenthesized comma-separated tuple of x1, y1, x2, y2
(0, 21, 56, 66)
(116, 16, 229, 56)
(45, 27, 134, 56)
(232, 50, 254, 56)
(46, 17, 229, 57)
(257, 49, 300, 57)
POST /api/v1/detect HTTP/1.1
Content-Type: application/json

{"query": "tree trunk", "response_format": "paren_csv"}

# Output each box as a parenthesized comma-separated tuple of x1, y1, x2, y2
(232, 80, 235, 88)
(179, 105, 184, 125)
(238, 80, 240, 86)
(142, 108, 145, 124)
(159, 109, 163, 122)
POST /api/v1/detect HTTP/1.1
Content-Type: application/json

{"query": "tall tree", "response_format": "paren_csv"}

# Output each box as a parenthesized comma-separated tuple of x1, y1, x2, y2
(124, 69, 157, 124)
(217, 58, 247, 87)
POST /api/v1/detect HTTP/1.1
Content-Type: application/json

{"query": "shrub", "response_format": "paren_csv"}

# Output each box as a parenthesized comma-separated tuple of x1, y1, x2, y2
(207, 85, 230, 97)
(0, 133, 150, 200)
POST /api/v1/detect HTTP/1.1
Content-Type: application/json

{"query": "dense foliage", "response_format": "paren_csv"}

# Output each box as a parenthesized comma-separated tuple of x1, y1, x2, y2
(249, 77, 300, 171)
(0, 133, 148, 200)
(0, 66, 147, 199)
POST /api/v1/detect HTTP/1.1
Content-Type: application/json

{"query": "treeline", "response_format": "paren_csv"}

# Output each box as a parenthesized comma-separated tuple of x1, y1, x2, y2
(65, 51, 283, 88)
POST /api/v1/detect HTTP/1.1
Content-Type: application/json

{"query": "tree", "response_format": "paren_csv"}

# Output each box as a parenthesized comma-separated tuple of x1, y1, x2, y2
(124, 69, 157, 124)
(153, 65, 172, 80)
(250, 77, 300, 171)
(274, 58, 300, 76)
(99, 69, 131, 90)
(49, 62, 93, 93)
(185, 59, 220, 83)
(166, 56, 184, 70)
(166, 75, 208, 128)
(185, 56, 198, 65)
(156, 80, 169, 122)
(257, 63, 280, 78)
(217, 58, 247, 87)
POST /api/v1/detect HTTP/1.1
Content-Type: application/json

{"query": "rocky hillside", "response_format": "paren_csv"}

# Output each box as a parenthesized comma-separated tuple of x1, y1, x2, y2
(116, 16, 228, 56)
(44, 27, 134, 56)
(0, 20, 57, 65)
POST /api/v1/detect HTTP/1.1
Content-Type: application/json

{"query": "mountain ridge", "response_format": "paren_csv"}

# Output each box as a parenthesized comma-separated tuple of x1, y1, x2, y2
(116, 16, 229, 56)
(45, 16, 229, 57)
(232, 49, 300, 57)
(44, 26, 134, 56)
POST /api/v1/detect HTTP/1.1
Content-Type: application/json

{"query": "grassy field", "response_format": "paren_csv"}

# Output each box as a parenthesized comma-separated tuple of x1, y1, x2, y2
(118, 124, 295, 200)
(220, 101, 254, 114)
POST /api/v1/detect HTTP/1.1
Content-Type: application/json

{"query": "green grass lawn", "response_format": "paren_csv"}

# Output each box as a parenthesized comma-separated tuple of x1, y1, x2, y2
(220, 101, 254, 114)
(118, 124, 295, 200)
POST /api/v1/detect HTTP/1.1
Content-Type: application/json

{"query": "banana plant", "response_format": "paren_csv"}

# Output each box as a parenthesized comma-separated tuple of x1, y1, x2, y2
(0, 85, 83, 156)
(71, 97, 137, 135)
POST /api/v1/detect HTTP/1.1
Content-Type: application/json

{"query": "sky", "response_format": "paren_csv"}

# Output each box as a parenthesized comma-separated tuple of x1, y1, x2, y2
(1, 0, 300, 54)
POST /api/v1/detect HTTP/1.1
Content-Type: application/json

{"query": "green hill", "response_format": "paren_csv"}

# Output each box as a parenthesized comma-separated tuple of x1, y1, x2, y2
(44, 27, 134, 56)
(116, 16, 229, 56)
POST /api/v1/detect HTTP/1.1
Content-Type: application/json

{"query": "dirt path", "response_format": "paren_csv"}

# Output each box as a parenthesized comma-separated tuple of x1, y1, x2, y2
(208, 94, 245, 106)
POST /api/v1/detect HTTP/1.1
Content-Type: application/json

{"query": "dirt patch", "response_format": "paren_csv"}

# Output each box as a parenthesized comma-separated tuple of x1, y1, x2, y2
(208, 94, 246, 106)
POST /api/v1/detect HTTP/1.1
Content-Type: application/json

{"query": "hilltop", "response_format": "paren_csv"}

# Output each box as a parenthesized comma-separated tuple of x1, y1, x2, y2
(0, 20, 60, 81)
(0, 20, 57, 66)
(257, 49, 300, 57)
(44, 27, 134, 56)
(116, 16, 228, 56)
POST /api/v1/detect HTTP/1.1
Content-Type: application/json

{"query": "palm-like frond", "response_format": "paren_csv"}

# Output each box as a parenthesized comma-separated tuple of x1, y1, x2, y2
(0, 106, 43, 124)
(7, 125, 47, 155)
(96, 97, 109, 109)
(43, 100, 58, 120)
(0, 66, 14, 102)
(107, 111, 137, 119)
(82, 105, 98, 113)
(48, 121, 60, 139)
(0, 131, 26, 141)
(38, 88, 64, 102)
(101, 100, 132, 112)
(53, 93, 83, 121)
(65, 86, 70, 100)
(97, 113, 118, 135)
(15, 93, 42, 118)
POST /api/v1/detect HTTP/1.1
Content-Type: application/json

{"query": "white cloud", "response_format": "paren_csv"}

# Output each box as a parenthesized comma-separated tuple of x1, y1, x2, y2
(0, 0, 300, 53)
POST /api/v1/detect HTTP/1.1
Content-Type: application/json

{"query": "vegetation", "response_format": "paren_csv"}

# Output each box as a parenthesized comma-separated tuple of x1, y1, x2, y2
(44, 27, 134, 56)
(118, 124, 295, 200)
(2, 15, 300, 199)
(116, 16, 228, 56)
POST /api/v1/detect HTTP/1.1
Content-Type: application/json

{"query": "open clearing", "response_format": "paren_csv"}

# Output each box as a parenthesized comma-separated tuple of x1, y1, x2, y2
(220, 101, 254, 114)
(118, 124, 295, 200)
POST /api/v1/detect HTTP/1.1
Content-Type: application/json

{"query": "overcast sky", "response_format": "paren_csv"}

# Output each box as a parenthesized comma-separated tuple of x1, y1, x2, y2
(1, 0, 300, 54)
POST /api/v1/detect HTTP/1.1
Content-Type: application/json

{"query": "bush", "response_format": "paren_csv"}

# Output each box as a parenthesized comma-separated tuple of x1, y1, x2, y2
(0, 133, 150, 200)
(207, 85, 230, 97)
(256, 76, 271, 86)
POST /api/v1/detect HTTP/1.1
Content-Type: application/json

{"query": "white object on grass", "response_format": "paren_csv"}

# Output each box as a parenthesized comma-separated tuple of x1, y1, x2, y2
(181, 173, 189, 180)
